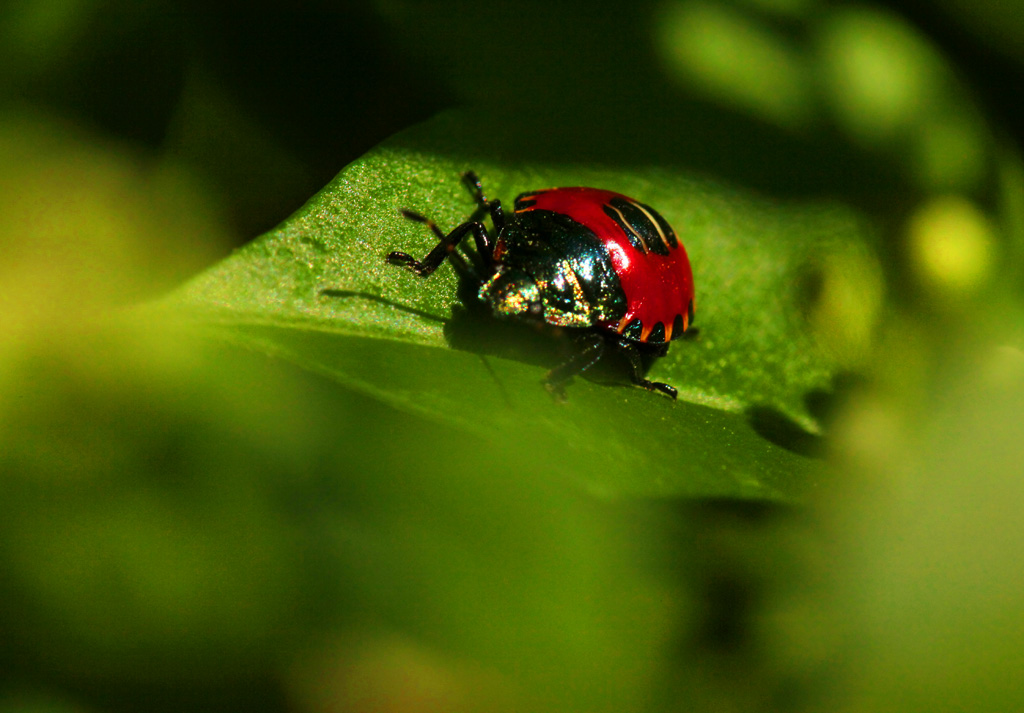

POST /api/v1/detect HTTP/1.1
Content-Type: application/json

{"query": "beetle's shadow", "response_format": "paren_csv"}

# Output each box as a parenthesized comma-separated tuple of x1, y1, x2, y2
(322, 272, 679, 392)
(442, 274, 577, 374)
(321, 287, 859, 437)
(443, 272, 698, 390)
(319, 288, 449, 325)
(319, 282, 565, 372)
(745, 372, 866, 458)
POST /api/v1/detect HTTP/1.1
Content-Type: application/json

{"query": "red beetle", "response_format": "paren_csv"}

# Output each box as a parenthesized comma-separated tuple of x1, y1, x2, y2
(388, 172, 695, 398)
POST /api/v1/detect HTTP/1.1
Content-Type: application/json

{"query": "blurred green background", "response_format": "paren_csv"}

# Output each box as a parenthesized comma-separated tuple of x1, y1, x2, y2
(3, 1, 1024, 712)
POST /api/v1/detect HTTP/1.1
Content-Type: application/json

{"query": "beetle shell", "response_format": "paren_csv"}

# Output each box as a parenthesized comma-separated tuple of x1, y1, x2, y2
(509, 187, 695, 343)
(385, 172, 695, 399)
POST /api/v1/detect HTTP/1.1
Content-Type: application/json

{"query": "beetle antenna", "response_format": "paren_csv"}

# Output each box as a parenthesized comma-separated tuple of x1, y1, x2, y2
(399, 208, 446, 241)
(463, 171, 489, 207)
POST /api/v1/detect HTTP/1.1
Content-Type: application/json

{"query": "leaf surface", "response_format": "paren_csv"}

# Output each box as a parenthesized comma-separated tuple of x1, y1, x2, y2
(164, 112, 879, 499)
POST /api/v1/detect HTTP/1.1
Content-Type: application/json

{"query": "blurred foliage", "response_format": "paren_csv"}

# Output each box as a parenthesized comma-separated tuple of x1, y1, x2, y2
(3, 1, 1024, 712)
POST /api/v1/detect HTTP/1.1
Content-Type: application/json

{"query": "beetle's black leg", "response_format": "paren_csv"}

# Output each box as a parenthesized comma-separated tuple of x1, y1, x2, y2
(481, 198, 504, 262)
(618, 340, 678, 399)
(463, 170, 506, 237)
(387, 210, 495, 277)
(544, 331, 606, 401)
(402, 209, 496, 263)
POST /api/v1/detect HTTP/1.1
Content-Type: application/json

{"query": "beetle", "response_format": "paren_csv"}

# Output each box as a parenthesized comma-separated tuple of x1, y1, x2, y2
(386, 171, 695, 399)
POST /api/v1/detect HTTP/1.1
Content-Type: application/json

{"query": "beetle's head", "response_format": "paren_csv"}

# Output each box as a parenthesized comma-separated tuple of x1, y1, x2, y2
(479, 267, 544, 322)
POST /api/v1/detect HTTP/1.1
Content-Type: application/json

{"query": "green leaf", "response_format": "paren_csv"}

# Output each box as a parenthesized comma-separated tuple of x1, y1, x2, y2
(161, 111, 880, 500)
